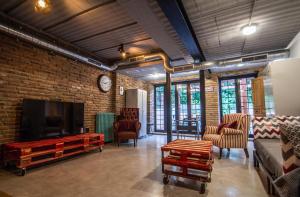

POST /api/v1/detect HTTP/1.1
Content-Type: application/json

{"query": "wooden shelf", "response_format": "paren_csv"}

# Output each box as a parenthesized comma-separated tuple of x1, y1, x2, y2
(3, 133, 104, 175)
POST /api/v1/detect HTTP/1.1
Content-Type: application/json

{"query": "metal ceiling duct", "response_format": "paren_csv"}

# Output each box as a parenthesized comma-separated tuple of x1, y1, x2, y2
(0, 23, 289, 74)
(0, 23, 115, 71)
(115, 50, 289, 73)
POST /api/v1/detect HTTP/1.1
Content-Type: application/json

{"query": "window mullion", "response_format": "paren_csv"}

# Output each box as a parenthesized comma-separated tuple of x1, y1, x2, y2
(235, 79, 242, 113)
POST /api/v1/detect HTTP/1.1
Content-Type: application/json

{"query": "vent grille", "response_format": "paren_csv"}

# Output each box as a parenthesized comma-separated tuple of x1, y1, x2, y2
(128, 56, 145, 63)
(242, 55, 267, 62)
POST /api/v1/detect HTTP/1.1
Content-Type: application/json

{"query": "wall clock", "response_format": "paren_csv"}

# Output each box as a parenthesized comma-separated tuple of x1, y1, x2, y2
(97, 75, 112, 92)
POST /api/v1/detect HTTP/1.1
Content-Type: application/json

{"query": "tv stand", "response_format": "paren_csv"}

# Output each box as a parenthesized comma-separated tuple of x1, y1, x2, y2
(2, 133, 104, 176)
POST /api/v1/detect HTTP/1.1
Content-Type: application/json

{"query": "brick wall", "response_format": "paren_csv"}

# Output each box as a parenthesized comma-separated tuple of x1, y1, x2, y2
(114, 72, 149, 115)
(0, 33, 149, 144)
(205, 75, 219, 126)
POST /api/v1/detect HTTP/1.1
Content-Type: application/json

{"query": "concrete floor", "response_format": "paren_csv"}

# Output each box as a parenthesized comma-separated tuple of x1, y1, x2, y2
(0, 135, 268, 197)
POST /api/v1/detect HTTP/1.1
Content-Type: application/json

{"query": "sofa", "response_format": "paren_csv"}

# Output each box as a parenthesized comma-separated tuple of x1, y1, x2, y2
(253, 116, 300, 196)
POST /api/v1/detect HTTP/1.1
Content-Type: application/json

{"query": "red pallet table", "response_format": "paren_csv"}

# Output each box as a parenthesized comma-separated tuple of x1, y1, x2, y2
(2, 133, 104, 176)
(161, 139, 213, 194)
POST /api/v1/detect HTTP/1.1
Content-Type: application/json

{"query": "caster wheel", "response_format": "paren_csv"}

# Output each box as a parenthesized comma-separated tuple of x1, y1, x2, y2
(163, 176, 169, 185)
(20, 169, 26, 176)
(199, 183, 206, 194)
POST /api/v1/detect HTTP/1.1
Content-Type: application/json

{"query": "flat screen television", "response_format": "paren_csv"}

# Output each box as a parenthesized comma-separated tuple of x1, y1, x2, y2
(21, 99, 84, 141)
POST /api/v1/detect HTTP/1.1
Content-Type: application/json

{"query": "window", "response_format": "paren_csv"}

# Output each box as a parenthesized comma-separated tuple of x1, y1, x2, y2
(219, 75, 256, 136)
(221, 79, 237, 116)
(171, 85, 176, 130)
(177, 84, 188, 121)
(238, 78, 254, 116)
(155, 86, 164, 131)
(190, 83, 201, 127)
(154, 81, 201, 133)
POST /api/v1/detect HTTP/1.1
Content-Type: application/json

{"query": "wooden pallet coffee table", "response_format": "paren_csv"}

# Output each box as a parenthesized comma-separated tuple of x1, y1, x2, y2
(161, 139, 213, 194)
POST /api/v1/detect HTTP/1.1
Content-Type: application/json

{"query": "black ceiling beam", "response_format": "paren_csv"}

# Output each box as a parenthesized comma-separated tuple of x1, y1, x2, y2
(156, 0, 206, 62)
(71, 22, 137, 43)
(92, 37, 152, 53)
(43, 0, 116, 31)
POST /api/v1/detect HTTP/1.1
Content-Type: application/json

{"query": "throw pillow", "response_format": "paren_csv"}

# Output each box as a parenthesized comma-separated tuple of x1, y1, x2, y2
(253, 116, 300, 139)
(217, 123, 227, 134)
(280, 123, 300, 174)
(226, 121, 238, 129)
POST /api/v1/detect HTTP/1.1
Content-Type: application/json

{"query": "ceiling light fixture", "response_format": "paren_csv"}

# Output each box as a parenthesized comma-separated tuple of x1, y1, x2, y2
(241, 0, 257, 36)
(241, 24, 257, 36)
(34, 0, 51, 13)
(118, 44, 127, 59)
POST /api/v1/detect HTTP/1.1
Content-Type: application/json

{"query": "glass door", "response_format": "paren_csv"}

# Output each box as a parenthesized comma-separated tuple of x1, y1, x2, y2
(155, 86, 164, 131)
(177, 84, 188, 121)
(190, 83, 201, 119)
(238, 78, 254, 116)
(171, 85, 176, 130)
(220, 75, 255, 137)
(220, 79, 237, 116)
(154, 81, 202, 134)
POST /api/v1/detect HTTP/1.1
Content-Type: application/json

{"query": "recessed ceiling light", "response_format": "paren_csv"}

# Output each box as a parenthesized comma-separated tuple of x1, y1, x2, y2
(241, 24, 257, 36)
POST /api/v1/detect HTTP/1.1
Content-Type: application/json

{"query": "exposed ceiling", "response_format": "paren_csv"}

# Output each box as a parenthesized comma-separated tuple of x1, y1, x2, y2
(182, 0, 300, 60)
(0, 0, 166, 63)
(0, 0, 300, 81)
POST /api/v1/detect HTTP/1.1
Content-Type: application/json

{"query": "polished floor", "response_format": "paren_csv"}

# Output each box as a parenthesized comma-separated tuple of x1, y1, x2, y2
(0, 135, 268, 197)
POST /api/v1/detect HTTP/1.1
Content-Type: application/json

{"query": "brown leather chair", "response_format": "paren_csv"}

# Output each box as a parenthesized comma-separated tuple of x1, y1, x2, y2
(114, 120, 141, 147)
(120, 108, 139, 120)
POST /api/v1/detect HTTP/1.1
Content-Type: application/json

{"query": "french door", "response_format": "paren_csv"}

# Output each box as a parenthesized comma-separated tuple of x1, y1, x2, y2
(154, 81, 201, 133)
(219, 74, 256, 136)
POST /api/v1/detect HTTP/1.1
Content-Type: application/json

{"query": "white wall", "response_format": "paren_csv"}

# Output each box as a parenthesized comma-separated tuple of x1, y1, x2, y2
(269, 58, 300, 116)
(288, 32, 300, 58)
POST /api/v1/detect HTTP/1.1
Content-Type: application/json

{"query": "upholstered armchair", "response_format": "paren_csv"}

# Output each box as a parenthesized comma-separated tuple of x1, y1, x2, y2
(120, 108, 139, 120)
(114, 120, 141, 147)
(203, 113, 250, 159)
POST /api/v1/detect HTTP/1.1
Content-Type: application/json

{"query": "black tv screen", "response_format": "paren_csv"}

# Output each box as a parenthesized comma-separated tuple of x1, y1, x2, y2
(21, 99, 84, 141)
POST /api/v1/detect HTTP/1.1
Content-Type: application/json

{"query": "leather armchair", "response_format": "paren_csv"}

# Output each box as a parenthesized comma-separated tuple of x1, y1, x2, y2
(114, 120, 141, 147)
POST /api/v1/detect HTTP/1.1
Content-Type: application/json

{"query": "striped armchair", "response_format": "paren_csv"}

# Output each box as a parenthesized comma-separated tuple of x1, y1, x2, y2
(203, 113, 250, 159)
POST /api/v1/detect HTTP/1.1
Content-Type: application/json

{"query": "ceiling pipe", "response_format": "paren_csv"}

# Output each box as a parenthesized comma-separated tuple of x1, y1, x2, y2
(115, 50, 289, 73)
(113, 52, 175, 73)
(0, 23, 115, 71)
(0, 23, 289, 74)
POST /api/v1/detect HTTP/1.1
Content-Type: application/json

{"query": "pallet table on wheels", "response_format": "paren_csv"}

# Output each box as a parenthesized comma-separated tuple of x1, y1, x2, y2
(161, 140, 214, 194)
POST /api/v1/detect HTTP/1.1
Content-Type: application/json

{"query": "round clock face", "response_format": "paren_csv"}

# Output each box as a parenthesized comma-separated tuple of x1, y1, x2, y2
(98, 75, 112, 92)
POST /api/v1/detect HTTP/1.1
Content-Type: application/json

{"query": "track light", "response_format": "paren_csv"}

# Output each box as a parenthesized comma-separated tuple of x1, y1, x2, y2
(34, 0, 51, 13)
(118, 44, 127, 59)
